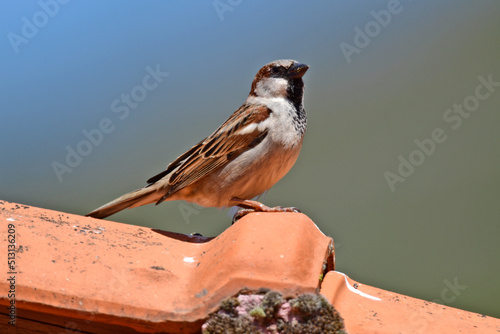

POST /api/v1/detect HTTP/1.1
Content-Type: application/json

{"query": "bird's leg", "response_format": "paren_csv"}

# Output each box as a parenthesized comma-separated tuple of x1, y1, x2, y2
(231, 197, 301, 224)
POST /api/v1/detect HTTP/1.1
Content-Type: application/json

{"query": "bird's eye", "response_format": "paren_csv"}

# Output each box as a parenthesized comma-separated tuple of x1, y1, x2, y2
(271, 67, 281, 75)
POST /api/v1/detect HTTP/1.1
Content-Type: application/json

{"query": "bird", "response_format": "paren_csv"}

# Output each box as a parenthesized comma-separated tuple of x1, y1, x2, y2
(86, 59, 309, 221)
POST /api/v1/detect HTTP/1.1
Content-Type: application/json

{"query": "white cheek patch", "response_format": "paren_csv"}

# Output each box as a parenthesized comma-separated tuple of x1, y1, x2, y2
(255, 77, 288, 98)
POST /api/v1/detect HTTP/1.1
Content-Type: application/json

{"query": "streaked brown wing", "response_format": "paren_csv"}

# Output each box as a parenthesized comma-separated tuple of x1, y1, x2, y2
(149, 104, 272, 201)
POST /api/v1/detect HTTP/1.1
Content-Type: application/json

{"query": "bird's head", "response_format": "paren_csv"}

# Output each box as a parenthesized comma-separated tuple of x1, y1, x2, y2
(250, 59, 309, 102)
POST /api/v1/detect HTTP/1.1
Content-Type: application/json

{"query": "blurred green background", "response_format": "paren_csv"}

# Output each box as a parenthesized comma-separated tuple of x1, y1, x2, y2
(1, 1, 499, 318)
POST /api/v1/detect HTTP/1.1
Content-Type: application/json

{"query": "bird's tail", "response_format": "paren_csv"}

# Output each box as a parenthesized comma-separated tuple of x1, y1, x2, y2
(86, 186, 159, 219)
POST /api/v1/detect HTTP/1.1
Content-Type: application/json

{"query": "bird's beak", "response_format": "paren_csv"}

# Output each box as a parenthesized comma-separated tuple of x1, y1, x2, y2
(288, 63, 309, 79)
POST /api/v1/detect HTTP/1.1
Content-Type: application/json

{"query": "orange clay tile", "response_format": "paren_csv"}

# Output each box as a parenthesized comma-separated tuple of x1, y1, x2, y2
(320, 271, 500, 334)
(2, 200, 499, 333)
(0, 200, 333, 333)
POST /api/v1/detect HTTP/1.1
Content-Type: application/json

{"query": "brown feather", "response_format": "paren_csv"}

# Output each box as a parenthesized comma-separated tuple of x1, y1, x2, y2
(86, 186, 158, 219)
(161, 104, 272, 198)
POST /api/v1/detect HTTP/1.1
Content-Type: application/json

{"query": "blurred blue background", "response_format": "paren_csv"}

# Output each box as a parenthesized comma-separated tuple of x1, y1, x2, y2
(1, 0, 499, 318)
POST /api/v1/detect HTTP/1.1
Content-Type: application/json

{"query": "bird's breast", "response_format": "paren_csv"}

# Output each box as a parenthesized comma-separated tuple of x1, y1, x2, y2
(250, 97, 306, 149)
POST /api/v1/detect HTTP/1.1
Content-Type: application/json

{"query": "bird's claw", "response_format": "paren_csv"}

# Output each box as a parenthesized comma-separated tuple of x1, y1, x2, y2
(231, 206, 302, 224)
(273, 206, 301, 213)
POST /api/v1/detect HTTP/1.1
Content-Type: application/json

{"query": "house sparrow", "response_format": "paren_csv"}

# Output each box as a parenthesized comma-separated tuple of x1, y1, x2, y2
(86, 59, 309, 221)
